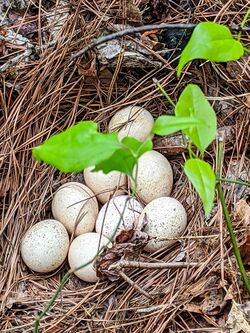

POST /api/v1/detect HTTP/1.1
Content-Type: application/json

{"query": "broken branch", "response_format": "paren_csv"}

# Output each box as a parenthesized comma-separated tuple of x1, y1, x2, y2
(109, 260, 199, 271)
(71, 23, 250, 59)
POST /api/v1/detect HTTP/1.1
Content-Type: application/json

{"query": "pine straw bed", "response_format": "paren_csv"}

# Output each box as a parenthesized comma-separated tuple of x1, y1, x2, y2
(0, 0, 250, 332)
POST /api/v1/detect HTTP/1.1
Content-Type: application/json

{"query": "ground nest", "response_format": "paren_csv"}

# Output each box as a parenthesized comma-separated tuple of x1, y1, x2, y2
(0, 0, 250, 332)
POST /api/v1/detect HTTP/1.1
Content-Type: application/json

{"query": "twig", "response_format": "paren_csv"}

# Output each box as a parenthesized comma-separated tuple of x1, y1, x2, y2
(0, 49, 33, 73)
(118, 270, 153, 300)
(136, 304, 165, 313)
(109, 260, 198, 271)
(71, 23, 250, 59)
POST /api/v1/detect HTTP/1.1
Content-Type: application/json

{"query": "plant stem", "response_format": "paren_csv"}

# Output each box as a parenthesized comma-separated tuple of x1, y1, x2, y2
(216, 138, 224, 179)
(187, 141, 196, 159)
(153, 78, 176, 108)
(34, 271, 71, 333)
(216, 184, 250, 295)
(216, 139, 250, 295)
(217, 178, 250, 187)
(238, 7, 250, 40)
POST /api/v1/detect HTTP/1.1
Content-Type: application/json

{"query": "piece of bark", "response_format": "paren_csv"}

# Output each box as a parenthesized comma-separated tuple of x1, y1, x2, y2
(153, 125, 235, 156)
(96, 24, 163, 68)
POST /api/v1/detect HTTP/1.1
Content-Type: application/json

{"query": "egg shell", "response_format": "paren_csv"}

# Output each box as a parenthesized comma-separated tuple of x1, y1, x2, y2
(108, 105, 154, 142)
(95, 195, 144, 240)
(68, 232, 111, 283)
(21, 219, 69, 273)
(138, 197, 187, 253)
(52, 182, 98, 236)
(130, 150, 173, 204)
(84, 167, 127, 204)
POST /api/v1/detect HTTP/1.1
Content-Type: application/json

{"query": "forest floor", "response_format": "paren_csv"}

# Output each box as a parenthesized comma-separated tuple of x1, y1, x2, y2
(0, 0, 250, 332)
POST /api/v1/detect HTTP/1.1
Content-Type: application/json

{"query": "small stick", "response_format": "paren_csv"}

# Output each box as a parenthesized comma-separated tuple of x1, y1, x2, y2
(110, 260, 198, 271)
(118, 270, 153, 300)
(136, 304, 165, 313)
(0, 49, 33, 72)
(71, 23, 250, 59)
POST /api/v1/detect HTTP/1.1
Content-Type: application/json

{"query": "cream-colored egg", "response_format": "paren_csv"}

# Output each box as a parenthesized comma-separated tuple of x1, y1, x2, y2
(68, 232, 111, 282)
(138, 197, 187, 253)
(21, 219, 69, 273)
(52, 182, 98, 236)
(95, 195, 144, 240)
(84, 167, 127, 204)
(130, 150, 173, 204)
(108, 105, 154, 142)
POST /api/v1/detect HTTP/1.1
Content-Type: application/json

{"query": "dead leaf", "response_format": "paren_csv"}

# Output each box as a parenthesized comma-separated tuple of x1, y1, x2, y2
(234, 199, 250, 225)
(201, 288, 228, 315)
(116, 0, 142, 25)
(125, 0, 142, 25)
(183, 274, 220, 299)
(184, 303, 202, 314)
(96, 229, 149, 281)
(143, 0, 169, 21)
(116, 229, 135, 243)
(77, 52, 97, 77)
(226, 300, 250, 333)
(239, 233, 250, 265)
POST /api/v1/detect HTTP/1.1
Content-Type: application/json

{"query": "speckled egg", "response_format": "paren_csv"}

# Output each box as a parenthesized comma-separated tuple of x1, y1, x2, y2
(84, 167, 127, 204)
(95, 195, 144, 240)
(138, 197, 187, 253)
(108, 105, 154, 142)
(68, 232, 111, 282)
(21, 219, 69, 273)
(130, 150, 173, 204)
(52, 182, 98, 236)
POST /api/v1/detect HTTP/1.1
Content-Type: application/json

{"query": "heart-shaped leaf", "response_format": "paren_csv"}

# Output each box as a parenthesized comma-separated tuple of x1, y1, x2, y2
(177, 22, 244, 77)
(95, 137, 153, 175)
(184, 158, 216, 216)
(33, 121, 153, 176)
(153, 115, 201, 136)
(175, 84, 217, 153)
(33, 121, 121, 172)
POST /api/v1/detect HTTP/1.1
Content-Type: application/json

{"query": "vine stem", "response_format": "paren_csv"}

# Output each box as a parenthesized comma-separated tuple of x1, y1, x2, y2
(216, 139, 250, 295)
(238, 7, 250, 40)
(34, 271, 71, 332)
(218, 178, 250, 187)
(153, 78, 176, 108)
(216, 184, 250, 295)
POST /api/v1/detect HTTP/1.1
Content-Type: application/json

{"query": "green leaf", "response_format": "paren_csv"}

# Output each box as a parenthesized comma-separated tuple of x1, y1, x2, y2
(153, 115, 201, 136)
(175, 84, 217, 153)
(95, 149, 136, 175)
(122, 137, 153, 158)
(32, 121, 121, 172)
(184, 159, 216, 216)
(95, 137, 153, 175)
(177, 22, 244, 77)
